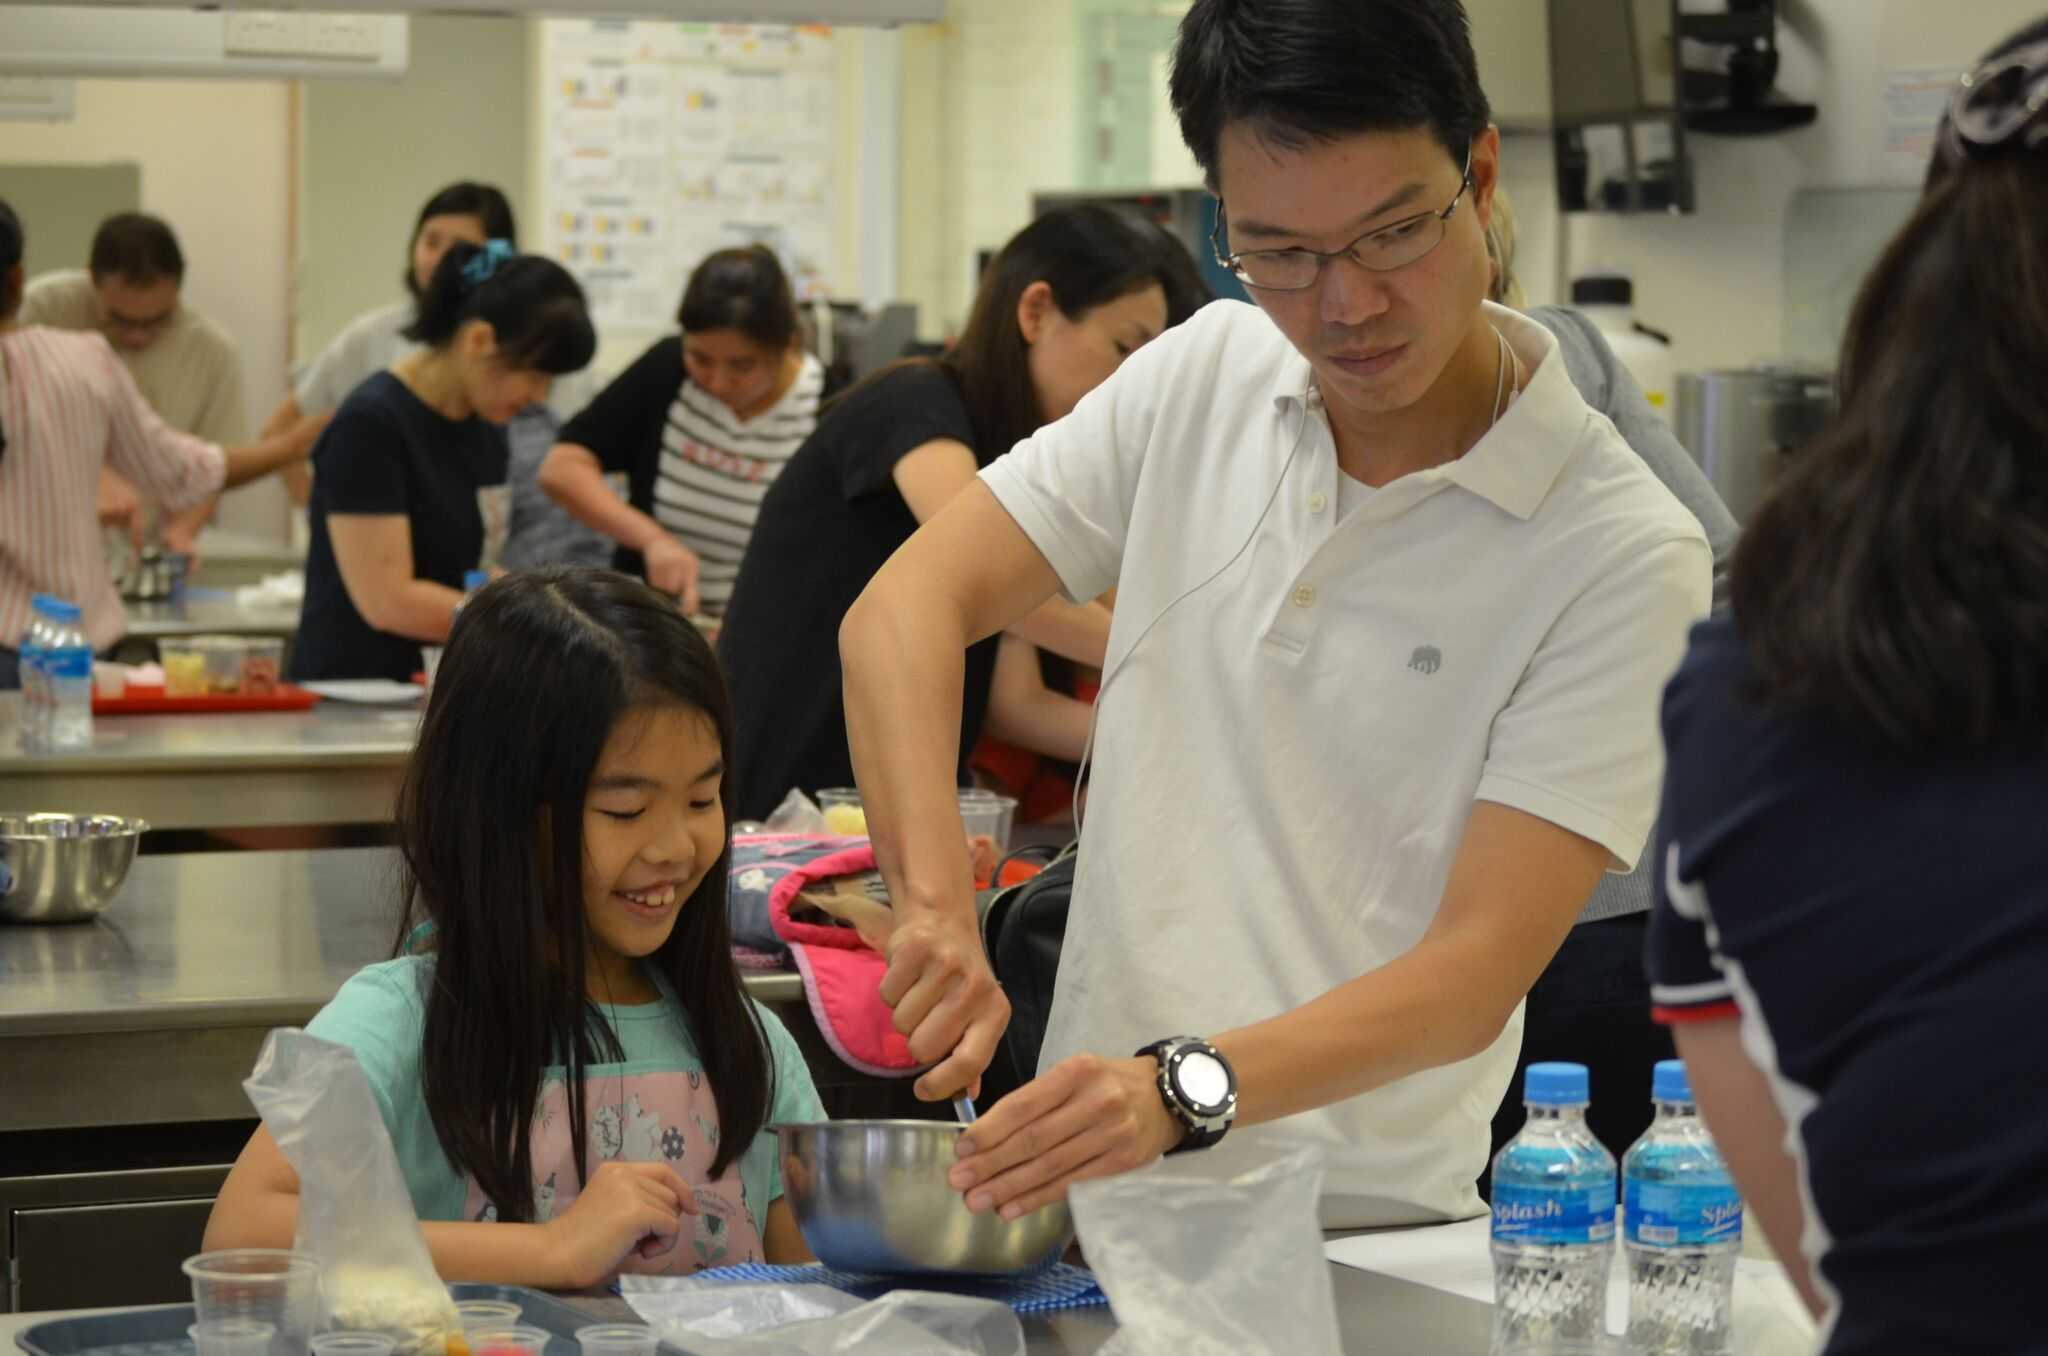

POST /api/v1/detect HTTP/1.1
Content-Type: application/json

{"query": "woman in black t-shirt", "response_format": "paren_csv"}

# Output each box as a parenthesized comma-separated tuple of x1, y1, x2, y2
(1647, 23, 2048, 1351)
(291, 242, 595, 681)
(538, 247, 827, 617)
(717, 207, 1205, 821)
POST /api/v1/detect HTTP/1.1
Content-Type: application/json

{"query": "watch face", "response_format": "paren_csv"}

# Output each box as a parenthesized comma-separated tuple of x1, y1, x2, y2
(1175, 1049, 1232, 1113)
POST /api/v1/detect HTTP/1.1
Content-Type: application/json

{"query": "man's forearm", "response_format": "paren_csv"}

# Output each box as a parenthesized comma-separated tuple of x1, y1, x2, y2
(841, 578, 978, 919)
(1213, 926, 1530, 1129)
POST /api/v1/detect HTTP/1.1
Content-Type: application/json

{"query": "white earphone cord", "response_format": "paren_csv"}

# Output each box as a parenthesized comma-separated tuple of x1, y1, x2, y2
(1067, 325, 1516, 834)
(1068, 409, 1314, 832)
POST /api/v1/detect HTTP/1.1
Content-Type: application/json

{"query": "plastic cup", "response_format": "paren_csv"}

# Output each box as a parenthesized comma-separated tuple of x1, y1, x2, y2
(188, 1320, 277, 1356)
(189, 636, 249, 694)
(574, 1323, 657, 1356)
(958, 788, 1018, 882)
(182, 1250, 320, 1356)
(241, 639, 285, 696)
(816, 787, 867, 836)
(93, 662, 127, 699)
(454, 1300, 525, 1332)
(310, 1334, 397, 1356)
(161, 643, 208, 697)
(464, 1325, 552, 1356)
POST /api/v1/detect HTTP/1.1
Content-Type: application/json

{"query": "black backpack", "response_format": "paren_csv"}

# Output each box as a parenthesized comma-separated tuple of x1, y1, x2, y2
(975, 842, 1076, 1105)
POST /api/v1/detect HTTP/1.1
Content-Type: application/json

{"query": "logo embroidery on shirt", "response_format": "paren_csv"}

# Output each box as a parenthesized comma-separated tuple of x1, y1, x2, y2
(1408, 645, 1443, 675)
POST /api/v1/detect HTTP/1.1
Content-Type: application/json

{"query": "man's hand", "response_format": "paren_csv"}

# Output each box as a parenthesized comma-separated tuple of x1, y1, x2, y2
(946, 1054, 1183, 1219)
(879, 910, 1008, 1102)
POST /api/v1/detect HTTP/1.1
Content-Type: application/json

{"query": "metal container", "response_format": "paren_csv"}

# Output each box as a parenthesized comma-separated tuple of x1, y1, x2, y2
(0, 813, 147, 923)
(773, 1119, 1075, 1276)
(1675, 365, 1835, 523)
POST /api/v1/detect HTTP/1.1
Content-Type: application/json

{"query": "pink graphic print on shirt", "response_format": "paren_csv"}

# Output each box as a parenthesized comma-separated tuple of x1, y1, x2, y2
(461, 1069, 763, 1274)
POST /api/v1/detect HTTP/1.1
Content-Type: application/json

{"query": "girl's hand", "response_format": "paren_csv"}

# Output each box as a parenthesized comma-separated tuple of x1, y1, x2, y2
(642, 536, 702, 616)
(542, 1160, 701, 1289)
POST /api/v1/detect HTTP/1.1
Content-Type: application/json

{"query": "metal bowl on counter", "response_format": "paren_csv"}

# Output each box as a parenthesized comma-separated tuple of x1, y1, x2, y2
(773, 1120, 1074, 1277)
(0, 814, 147, 923)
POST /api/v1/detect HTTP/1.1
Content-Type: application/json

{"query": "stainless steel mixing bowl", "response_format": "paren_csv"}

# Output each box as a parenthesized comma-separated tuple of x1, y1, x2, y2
(0, 813, 146, 923)
(773, 1119, 1075, 1276)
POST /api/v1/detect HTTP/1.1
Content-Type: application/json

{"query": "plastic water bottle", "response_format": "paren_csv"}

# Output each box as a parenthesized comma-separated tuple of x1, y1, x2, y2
(18, 595, 56, 751)
(41, 599, 94, 752)
(1625, 1059, 1743, 1354)
(1491, 1062, 1617, 1350)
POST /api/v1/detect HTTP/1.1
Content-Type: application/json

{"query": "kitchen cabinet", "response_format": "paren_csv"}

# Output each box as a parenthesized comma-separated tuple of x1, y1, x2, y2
(1469, 0, 1554, 130)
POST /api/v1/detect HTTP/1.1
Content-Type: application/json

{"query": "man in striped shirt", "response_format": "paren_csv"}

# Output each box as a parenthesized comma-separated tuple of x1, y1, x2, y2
(0, 198, 314, 686)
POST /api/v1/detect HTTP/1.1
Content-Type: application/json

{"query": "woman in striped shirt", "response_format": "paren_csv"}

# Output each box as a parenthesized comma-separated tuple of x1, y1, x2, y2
(0, 197, 314, 686)
(539, 247, 826, 617)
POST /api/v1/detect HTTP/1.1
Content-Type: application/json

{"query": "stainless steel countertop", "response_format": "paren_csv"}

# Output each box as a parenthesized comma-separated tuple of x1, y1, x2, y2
(123, 593, 301, 640)
(0, 1254, 1494, 1353)
(0, 694, 417, 775)
(0, 848, 799, 1039)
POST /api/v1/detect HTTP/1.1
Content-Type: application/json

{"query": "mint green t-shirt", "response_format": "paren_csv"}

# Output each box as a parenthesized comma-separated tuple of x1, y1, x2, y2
(306, 956, 824, 1269)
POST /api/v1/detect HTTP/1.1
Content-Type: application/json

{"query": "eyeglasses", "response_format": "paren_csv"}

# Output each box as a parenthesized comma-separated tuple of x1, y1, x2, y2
(1947, 39, 2048, 155)
(102, 307, 175, 338)
(1212, 146, 1475, 292)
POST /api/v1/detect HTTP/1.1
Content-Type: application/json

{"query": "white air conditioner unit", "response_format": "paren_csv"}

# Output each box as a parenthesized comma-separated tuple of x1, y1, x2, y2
(0, 6, 410, 79)
(0, 0, 943, 19)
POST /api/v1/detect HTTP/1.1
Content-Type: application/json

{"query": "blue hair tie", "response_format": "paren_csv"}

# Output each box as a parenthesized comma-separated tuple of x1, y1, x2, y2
(460, 238, 517, 291)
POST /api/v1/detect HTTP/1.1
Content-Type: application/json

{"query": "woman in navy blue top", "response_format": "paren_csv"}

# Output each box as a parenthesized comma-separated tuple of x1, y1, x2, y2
(1646, 21, 2048, 1354)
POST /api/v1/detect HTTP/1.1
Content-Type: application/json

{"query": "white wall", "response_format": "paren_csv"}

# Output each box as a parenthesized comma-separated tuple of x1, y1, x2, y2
(0, 78, 293, 538)
(896, 0, 1084, 340)
(1509, 0, 2046, 375)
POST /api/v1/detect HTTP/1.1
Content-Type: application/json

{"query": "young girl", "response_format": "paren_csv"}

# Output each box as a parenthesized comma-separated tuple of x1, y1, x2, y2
(290, 242, 596, 682)
(208, 568, 824, 1285)
(539, 246, 828, 616)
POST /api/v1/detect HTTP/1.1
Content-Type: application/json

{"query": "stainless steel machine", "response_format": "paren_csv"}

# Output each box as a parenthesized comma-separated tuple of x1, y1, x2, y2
(1675, 365, 1835, 523)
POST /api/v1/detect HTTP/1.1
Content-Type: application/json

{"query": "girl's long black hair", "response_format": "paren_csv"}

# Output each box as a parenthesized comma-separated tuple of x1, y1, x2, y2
(1731, 18, 2048, 747)
(394, 567, 770, 1220)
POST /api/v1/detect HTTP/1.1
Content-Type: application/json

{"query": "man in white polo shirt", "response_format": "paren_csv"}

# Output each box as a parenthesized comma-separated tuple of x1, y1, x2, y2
(839, 0, 1712, 1228)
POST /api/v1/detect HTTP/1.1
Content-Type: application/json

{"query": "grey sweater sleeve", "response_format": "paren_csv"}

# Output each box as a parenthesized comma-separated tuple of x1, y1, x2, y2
(1531, 305, 1740, 923)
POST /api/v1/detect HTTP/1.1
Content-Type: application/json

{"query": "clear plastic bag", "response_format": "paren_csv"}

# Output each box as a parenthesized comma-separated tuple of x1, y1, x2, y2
(619, 1280, 1023, 1355)
(1069, 1142, 1341, 1356)
(243, 1030, 460, 1356)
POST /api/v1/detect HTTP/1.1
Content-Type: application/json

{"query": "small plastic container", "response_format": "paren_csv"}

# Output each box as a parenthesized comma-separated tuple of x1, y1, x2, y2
(241, 638, 285, 696)
(182, 1249, 321, 1356)
(160, 643, 208, 698)
(816, 787, 867, 837)
(188, 1319, 276, 1356)
(959, 788, 1019, 882)
(310, 1333, 397, 1356)
(463, 1325, 551, 1356)
(453, 1300, 524, 1332)
(93, 662, 128, 700)
(189, 635, 249, 694)
(574, 1323, 658, 1356)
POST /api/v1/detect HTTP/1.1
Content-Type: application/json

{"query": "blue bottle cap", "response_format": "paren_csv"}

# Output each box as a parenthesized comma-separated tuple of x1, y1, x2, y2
(1524, 1061, 1590, 1106)
(1653, 1059, 1694, 1104)
(463, 570, 490, 592)
(46, 600, 82, 623)
(29, 593, 51, 610)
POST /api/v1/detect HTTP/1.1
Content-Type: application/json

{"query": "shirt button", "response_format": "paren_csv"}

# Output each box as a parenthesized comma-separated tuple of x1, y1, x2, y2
(1293, 584, 1316, 609)
(1308, 491, 1328, 514)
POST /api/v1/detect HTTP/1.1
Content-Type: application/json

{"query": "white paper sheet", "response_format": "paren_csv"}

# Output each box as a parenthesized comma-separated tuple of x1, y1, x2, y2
(1325, 1217, 1819, 1352)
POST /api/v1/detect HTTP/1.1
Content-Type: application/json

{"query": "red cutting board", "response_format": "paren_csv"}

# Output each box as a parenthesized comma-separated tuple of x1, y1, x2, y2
(93, 683, 323, 715)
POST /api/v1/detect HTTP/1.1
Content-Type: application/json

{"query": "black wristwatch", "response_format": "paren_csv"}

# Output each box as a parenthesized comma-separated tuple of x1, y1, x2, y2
(1136, 1036, 1238, 1154)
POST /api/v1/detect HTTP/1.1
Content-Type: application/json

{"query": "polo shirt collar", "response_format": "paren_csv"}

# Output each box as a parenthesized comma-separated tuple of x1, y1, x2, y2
(1271, 301, 1589, 522)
